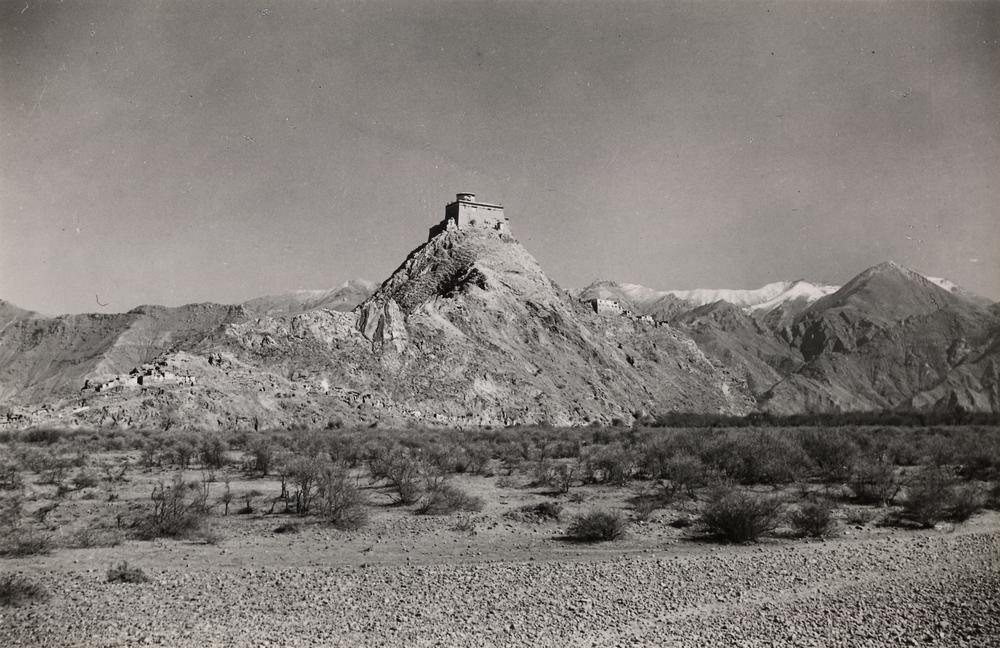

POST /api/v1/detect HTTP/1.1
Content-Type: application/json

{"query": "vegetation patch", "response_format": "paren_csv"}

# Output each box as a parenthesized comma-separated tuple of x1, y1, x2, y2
(0, 573, 49, 607)
(106, 561, 149, 584)
(506, 501, 563, 523)
(701, 487, 783, 543)
(566, 510, 627, 542)
(417, 484, 484, 515)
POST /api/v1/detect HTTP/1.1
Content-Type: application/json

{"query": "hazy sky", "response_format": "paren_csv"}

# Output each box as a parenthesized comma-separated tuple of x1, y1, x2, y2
(2, 0, 998, 314)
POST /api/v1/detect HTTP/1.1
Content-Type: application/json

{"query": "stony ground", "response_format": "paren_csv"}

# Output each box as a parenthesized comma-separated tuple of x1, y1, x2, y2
(2, 516, 998, 647)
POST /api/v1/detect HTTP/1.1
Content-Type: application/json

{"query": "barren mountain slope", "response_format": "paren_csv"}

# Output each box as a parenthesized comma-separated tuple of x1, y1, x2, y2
(670, 301, 802, 396)
(0, 303, 245, 404)
(761, 262, 999, 414)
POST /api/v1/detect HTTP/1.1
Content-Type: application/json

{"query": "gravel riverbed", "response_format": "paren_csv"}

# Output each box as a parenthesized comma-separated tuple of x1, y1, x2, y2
(2, 528, 998, 647)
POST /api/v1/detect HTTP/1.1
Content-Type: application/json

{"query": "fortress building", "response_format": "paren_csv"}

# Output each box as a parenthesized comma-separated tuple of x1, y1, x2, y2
(428, 193, 510, 240)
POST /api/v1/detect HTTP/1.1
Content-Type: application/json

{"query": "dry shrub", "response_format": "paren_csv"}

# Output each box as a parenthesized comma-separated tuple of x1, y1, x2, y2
(700, 487, 783, 543)
(369, 446, 423, 505)
(566, 510, 627, 542)
(797, 429, 858, 482)
(703, 431, 809, 486)
(316, 466, 369, 529)
(417, 484, 483, 515)
(0, 573, 49, 607)
(949, 484, 984, 523)
(0, 530, 52, 557)
(106, 561, 149, 584)
(581, 445, 635, 485)
(506, 501, 562, 523)
(850, 459, 901, 505)
(789, 499, 837, 538)
(133, 474, 210, 540)
(0, 463, 22, 491)
(903, 468, 982, 527)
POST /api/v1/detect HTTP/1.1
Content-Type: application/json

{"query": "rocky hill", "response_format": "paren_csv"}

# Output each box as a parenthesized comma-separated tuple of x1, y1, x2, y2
(1, 227, 996, 429)
(0, 227, 753, 430)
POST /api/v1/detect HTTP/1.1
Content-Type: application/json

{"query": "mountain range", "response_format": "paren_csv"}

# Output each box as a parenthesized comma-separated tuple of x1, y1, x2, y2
(1, 223, 997, 430)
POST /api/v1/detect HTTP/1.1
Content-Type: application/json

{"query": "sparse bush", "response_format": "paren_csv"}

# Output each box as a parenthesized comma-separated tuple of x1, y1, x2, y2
(287, 455, 325, 513)
(451, 517, 476, 533)
(507, 501, 562, 523)
(844, 506, 877, 526)
(22, 428, 63, 445)
(139, 439, 162, 468)
(39, 457, 72, 487)
(702, 431, 809, 486)
(237, 489, 263, 515)
(660, 453, 712, 500)
(581, 445, 635, 485)
(0, 530, 52, 557)
(949, 484, 983, 523)
(789, 499, 837, 538)
(0, 492, 24, 530)
(66, 524, 122, 549)
(0, 573, 49, 606)
(369, 446, 423, 505)
(274, 522, 300, 534)
(798, 429, 858, 482)
(101, 461, 128, 484)
(850, 459, 901, 505)
(903, 468, 983, 527)
(632, 497, 659, 522)
(106, 561, 149, 584)
(199, 435, 228, 469)
(247, 436, 276, 475)
(566, 510, 627, 542)
(72, 468, 100, 490)
(315, 466, 369, 529)
(902, 467, 955, 528)
(417, 484, 483, 515)
(987, 482, 1000, 510)
(549, 463, 576, 494)
(0, 463, 22, 491)
(169, 436, 198, 469)
(220, 477, 233, 516)
(700, 487, 783, 543)
(133, 474, 210, 540)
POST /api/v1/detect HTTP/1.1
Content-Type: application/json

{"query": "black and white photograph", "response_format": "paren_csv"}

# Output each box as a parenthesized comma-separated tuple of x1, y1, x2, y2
(1, 0, 998, 645)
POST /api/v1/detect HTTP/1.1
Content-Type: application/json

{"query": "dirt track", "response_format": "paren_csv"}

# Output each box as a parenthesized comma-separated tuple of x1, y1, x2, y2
(3, 516, 998, 647)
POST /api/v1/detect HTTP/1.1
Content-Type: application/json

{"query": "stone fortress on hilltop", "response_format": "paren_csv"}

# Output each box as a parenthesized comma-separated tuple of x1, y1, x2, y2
(428, 192, 510, 241)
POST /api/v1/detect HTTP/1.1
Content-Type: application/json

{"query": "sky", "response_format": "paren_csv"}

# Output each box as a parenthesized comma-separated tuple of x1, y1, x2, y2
(1, 0, 998, 314)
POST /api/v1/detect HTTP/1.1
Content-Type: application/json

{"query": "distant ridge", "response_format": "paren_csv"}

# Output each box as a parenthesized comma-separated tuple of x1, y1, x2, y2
(242, 279, 378, 315)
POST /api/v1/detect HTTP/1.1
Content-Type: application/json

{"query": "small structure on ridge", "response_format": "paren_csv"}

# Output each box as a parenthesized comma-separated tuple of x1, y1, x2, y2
(428, 193, 510, 240)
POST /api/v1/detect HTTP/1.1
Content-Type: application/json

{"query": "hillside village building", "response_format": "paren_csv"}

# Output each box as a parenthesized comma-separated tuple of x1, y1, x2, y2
(428, 193, 510, 240)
